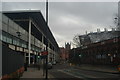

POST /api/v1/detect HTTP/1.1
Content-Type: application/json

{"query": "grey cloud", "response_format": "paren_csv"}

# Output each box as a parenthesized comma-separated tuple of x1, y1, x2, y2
(2, 2, 118, 47)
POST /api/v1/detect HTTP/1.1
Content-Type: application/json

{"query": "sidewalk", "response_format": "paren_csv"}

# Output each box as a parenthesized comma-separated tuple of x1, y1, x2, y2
(20, 67, 54, 79)
(73, 64, 119, 74)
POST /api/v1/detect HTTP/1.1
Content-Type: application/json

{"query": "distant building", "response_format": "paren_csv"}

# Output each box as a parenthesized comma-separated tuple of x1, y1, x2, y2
(70, 36, 120, 65)
(65, 42, 71, 60)
(60, 47, 66, 60)
(79, 29, 120, 46)
(60, 42, 71, 61)
(79, 35, 91, 46)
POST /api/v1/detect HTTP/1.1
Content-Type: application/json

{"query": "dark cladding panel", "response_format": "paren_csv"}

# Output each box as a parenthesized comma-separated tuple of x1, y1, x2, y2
(2, 42, 24, 75)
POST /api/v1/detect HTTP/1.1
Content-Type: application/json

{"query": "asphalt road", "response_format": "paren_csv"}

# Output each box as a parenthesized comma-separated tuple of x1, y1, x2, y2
(48, 63, 120, 80)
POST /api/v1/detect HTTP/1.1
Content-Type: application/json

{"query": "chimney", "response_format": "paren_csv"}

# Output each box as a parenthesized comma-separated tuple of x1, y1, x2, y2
(90, 31, 93, 34)
(112, 28, 115, 31)
(97, 28, 100, 33)
(104, 28, 108, 32)
(86, 31, 87, 35)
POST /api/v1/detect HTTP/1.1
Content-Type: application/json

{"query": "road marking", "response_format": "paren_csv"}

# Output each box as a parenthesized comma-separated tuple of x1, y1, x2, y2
(57, 70, 83, 78)
(57, 68, 98, 80)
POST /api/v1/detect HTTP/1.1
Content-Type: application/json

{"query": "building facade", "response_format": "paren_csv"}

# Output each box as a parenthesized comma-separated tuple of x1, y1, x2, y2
(79, 29, 120, 47)
(1, 10, 60, 79)
(60, 42, 71, 61)
(70, 32, 120, 65)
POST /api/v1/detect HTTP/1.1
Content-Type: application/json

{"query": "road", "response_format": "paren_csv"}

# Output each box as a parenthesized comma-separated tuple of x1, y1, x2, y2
(48, 63, 120, 80)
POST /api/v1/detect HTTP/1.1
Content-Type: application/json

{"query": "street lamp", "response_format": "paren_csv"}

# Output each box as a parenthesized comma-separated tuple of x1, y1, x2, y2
(16, 31, 21, 46)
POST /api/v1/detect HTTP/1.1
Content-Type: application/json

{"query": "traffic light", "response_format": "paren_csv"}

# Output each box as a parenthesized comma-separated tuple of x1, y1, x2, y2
(37, 53, 40, 59)
(37, 55, 40, 59)
(79, 54, 82, 57)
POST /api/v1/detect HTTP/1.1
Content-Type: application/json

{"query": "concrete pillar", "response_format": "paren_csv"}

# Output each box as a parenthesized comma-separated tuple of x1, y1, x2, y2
(42, 35, 44, 50)
(28, 19, 31, 65)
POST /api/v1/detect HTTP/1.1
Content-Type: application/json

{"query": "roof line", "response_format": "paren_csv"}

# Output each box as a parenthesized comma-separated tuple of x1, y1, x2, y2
(2, 10, 41, 13)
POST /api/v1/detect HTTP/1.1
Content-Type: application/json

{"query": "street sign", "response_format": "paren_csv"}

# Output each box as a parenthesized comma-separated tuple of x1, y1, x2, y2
(40, 51, 48, 59)
(41, 51, 48, 55)
(40, 55, 47, 59)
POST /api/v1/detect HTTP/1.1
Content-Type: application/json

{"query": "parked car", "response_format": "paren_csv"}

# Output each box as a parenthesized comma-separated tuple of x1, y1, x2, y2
(52, 61, 56, 65)
(48, 62, 52, 69)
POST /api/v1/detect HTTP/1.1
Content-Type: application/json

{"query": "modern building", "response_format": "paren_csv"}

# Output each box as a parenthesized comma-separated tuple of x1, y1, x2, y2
(79, 29, 120, 47)
(1, 10, 60, 79)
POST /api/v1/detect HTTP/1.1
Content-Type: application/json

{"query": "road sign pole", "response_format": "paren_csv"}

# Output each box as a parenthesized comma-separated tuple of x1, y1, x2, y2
(45, 55, 48, 79)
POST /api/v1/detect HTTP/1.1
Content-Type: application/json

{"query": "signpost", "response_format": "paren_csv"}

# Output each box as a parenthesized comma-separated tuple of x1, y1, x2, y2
(40, 51, 48, 59)
(46, 0, 48, 79)
(39, 51, 48, 78)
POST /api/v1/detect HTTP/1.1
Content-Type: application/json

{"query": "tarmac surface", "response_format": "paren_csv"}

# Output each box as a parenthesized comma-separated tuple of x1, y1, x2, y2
(20, 63, 120, 80)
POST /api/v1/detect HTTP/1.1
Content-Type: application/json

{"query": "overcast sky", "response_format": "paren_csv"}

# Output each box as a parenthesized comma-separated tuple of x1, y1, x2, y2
(2, 1, 118, 48)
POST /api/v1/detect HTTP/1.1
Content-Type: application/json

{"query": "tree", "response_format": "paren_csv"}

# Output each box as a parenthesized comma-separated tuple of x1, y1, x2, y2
(72, 34, 81, 48)
(114, 13, 120, 31)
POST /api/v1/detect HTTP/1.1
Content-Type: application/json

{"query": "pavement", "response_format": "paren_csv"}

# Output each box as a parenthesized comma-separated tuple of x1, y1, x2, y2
(72, 64, 120, 74)
(20, 67, 54, 79)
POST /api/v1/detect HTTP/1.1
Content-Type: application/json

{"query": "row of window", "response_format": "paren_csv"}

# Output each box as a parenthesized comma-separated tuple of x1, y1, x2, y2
(0, 31, 41, 52)
(2, 14, 43, 48)
(2, 14, 54, 52)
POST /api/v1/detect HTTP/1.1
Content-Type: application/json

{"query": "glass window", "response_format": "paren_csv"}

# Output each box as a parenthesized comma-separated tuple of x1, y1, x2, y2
(31, 35, 34, 45)
(0, 14, 2, 22)
(36, 47, 38, 52)
(0, 34, 2, 41)
(19, 40, 23, 47)
(13, 37, 17, 45)
(2, 35, 7, 42)
(22, 42, 27, 48)
(22, 43, 24, 48)
(16, 38, 20, 46)
(35, 38, 38, 46)
(6, 35, 12, 44)
(38, 40, 40, 47)
(24, 31, 28, 41)
(31, 45, 34, 51)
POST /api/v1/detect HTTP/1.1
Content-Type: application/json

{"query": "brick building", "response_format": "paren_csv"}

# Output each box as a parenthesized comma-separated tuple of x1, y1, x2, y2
(60, 42, 71, 61)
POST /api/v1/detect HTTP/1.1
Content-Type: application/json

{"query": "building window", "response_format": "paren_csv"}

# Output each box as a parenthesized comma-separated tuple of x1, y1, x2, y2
(2, 35, 7, 42)
(13, 37, 17, 45)
(6, 36, 12, 44)
(16, 38, 20, 46)
(21, 41, 27, 48)
(0, 35, 1, 41)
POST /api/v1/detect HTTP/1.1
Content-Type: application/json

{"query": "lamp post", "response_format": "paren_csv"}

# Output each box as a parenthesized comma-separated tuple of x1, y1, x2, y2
(16, 31, 21, 47)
